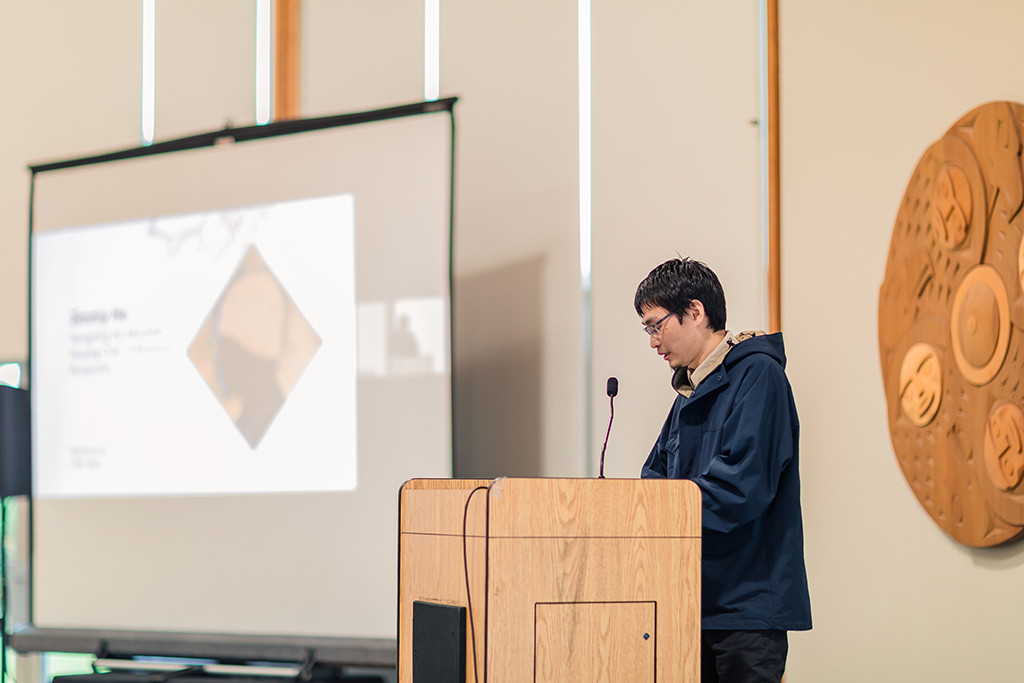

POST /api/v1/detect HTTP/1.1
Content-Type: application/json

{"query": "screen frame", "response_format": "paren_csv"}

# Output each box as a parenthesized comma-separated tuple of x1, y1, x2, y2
(15, 97, 457, 666)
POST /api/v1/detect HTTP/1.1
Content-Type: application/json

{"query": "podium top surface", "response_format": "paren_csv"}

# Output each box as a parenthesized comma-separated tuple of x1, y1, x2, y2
(400, 477, 700, 539)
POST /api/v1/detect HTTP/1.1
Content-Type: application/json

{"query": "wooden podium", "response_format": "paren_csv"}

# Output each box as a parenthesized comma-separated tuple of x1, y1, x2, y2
(398, 477, 701, 682)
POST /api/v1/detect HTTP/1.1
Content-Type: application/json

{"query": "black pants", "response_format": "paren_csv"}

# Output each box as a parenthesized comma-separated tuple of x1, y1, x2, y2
(701, 630, 788, 683)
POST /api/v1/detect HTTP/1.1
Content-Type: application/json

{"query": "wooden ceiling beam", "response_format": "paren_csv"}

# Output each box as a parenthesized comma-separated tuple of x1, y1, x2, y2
(274, 0, 301, 121)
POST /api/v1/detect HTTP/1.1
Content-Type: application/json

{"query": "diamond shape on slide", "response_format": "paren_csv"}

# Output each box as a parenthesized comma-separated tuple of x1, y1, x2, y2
(188, 246, 322, 448)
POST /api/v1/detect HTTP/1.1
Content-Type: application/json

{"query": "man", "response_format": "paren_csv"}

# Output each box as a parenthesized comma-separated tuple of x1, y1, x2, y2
(636, 258, 811, 683)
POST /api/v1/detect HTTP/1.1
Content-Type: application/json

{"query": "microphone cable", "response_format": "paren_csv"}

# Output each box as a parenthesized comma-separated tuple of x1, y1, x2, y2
(462, 487, 487, 683)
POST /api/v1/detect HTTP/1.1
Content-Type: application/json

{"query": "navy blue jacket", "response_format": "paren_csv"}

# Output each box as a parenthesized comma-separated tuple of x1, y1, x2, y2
(641, 333, 812, 631)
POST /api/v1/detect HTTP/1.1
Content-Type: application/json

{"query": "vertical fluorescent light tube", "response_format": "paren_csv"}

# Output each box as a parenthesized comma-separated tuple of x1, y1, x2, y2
(256, 0, 272, 124)
(758, 0, 770, 331)
(579, 0, 592, 293)
(141, 0, 155, 145)
(424, 0, 440, 101)
(579, 0, 593, 476)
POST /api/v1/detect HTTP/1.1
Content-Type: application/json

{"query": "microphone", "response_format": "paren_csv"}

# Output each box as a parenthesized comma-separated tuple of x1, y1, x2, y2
(599, 377, 617, 478)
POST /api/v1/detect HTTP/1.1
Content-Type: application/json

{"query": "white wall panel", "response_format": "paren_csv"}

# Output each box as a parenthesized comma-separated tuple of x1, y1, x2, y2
(154, 0, 256, 140)
(442, 0, 583, 477)
(303, 0, 422, 117)
(0, 0, 141, 362)
(591, 1, 762, 478)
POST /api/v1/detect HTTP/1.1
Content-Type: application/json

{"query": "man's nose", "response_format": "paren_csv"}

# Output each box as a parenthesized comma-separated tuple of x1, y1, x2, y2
(649, 334, 659, 349)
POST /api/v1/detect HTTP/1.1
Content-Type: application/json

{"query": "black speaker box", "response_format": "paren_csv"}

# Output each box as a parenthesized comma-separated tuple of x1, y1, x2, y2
(413, 600, 466, 683)
(0, 386, 31, 497)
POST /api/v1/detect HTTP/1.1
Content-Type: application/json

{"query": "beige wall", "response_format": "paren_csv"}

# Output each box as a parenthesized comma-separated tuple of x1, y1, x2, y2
(155, 0, 256, 139)
(441, 0, 585, 477)
(0, 0, 142, 363)
(303, 0, 423, 116)
(591, 0, 762, 478)
(782, 0, 1024, 680)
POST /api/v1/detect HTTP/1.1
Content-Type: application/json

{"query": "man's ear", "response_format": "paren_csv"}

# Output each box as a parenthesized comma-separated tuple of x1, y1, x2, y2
(688, 300, 706, 324)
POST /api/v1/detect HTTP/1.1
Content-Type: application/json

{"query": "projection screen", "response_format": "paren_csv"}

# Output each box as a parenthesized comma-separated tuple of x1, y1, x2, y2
(18, 100, 455, 663)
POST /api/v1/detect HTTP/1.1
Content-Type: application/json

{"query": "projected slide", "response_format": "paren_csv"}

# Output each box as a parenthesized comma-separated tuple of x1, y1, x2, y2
(33, 194, 357, 498)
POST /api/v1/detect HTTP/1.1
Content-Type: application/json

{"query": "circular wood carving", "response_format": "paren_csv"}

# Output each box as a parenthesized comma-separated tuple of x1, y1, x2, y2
(879, 101, 1024, 547)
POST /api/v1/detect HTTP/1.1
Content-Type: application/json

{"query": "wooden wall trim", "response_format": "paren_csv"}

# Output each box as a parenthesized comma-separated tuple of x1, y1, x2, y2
(767, 0, 781, 333)
(274, 0, 301, 121)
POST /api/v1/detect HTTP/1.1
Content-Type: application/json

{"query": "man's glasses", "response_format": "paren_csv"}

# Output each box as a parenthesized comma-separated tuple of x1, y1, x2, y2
(644, 311, 674, 337)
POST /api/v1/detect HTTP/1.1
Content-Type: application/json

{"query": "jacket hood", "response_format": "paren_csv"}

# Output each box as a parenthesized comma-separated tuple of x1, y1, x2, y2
(724, 331, 787, 370)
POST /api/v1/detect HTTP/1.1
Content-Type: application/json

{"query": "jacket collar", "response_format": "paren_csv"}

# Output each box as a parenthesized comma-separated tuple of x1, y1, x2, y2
(671, 330, 766, 397)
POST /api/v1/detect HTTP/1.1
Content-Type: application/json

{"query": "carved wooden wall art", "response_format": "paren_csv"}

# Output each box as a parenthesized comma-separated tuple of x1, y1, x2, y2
(880, 101, 1024, 547)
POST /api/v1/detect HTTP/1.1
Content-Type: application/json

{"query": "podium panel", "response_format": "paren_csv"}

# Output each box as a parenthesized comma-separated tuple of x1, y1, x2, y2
(398, 477, 701, 682)
(535, 601, 655, 683)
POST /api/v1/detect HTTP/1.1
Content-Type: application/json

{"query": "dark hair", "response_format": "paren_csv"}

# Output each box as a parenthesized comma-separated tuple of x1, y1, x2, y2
(634, 258, 727, 332)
